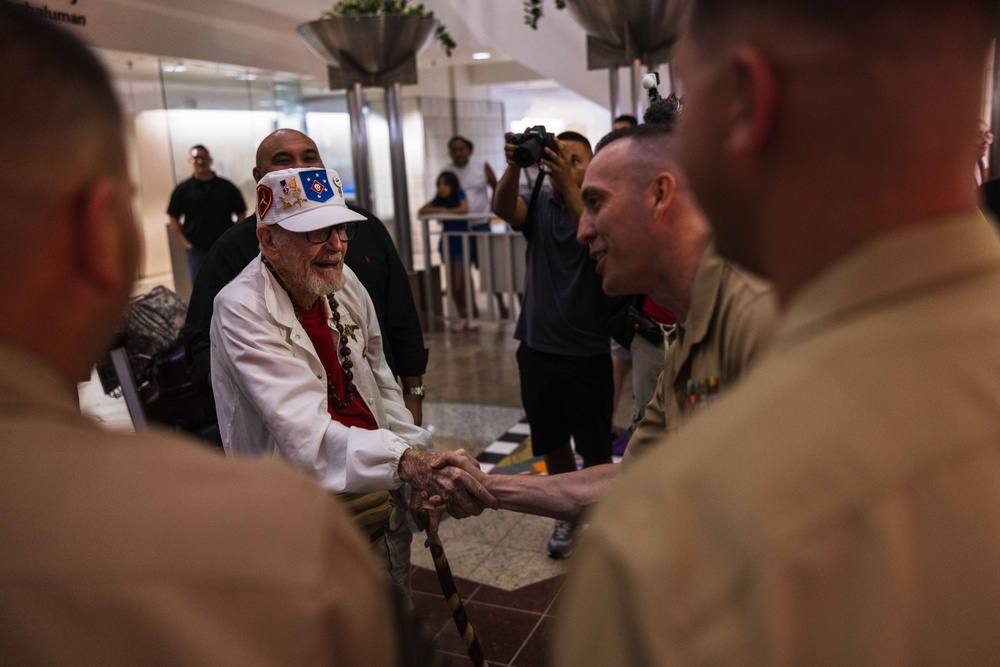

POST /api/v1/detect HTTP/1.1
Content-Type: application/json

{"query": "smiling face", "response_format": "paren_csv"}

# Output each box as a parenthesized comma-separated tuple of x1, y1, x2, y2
(259, 224, 347, 308)
(578, 139, 658, 296)
(254, 129, 324, 182)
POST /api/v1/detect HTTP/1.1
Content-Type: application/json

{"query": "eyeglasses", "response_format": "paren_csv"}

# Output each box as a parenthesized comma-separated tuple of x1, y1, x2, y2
(980, 130, 995, 142)
(304, 222, 359, 244)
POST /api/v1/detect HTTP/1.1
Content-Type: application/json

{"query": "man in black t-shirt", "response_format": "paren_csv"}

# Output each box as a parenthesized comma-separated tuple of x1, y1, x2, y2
(167, 145, 246, 279)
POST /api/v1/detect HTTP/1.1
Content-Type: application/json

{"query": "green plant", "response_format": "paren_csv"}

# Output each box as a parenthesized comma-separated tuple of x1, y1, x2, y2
(523, 0, 567, 30)
(324, 0, 456, 56)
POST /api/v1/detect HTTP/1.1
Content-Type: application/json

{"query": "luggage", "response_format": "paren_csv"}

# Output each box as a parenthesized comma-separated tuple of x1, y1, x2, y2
(96, 286, 219, 446)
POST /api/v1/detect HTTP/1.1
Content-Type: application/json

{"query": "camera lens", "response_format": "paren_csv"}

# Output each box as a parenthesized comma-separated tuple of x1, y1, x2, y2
(513, 137, 543, 168)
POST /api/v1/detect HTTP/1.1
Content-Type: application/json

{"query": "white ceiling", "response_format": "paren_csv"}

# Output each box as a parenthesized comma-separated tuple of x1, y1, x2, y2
(77, 0, 640, 109)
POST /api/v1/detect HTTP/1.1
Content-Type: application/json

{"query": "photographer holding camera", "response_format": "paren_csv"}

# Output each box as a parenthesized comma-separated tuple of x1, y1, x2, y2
(493, 128, 616, 558)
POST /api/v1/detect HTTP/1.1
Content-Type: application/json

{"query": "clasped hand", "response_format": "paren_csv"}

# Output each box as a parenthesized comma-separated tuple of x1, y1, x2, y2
(400, 448, 494, 541)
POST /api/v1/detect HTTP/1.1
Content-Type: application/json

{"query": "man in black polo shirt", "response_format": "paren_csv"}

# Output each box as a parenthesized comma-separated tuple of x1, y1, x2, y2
(167, 145, 247, 279)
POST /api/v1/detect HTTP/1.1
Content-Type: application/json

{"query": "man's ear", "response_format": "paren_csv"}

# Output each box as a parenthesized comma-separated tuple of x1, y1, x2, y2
(252, 167, 262, 183)
(651, 171, 679, 219)
(74, 177, 131, 292)
(256, 224, 278, 252)
(727, 45, 778, 162)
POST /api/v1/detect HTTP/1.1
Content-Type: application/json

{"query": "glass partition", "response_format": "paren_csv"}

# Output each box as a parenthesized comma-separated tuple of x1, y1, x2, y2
(102, 47, 504, 297)
(101, 49, 323, 295)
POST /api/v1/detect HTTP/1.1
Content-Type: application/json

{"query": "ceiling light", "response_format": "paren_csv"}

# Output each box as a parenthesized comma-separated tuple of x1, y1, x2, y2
(163, 63, 187, 73)
(471, 52, 492, 61)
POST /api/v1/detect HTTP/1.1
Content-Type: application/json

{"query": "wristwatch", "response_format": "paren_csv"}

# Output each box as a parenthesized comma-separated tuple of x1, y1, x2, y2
(402, 386, 426, 398)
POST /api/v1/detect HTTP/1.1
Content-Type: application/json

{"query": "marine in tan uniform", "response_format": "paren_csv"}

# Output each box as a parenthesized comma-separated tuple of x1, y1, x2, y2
(556, 1, 1000, 664)
(628, 248, 775, 458)
(430, 124, 778, 525)
(0, 7, 412, 664)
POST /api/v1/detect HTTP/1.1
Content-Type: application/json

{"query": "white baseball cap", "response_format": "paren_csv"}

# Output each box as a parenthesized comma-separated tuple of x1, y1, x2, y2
(255, 167, 366, 231)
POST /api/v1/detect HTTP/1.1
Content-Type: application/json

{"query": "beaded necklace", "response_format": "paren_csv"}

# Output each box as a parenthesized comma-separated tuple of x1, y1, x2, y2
(261, 255, 357, 410)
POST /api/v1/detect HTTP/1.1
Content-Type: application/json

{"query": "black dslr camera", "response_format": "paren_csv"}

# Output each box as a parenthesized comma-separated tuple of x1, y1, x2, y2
(510, 125, 558, 168)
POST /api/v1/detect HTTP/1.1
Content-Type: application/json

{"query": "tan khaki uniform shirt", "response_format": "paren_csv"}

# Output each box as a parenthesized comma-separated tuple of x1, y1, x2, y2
(557, 211, 1000, 665)
(629, 247, 778, 458)
(0, 346, 395, 666)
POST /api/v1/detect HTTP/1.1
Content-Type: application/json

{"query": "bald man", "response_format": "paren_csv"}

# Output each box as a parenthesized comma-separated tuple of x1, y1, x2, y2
(557, 1, 1000, 664)
(0, 5, 413, 664)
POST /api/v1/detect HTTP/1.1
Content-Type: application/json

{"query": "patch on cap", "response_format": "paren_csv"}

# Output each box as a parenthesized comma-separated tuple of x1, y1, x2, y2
(256, 184, 273, 220)
(302, 169, 334, 203)
(255, 167, 367, 231)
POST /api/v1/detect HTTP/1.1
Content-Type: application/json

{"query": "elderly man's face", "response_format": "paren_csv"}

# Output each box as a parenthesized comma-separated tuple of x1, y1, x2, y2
(578, 140, 659, 296)
(255, 130, 348, 305)
(265, 225, 348, 305)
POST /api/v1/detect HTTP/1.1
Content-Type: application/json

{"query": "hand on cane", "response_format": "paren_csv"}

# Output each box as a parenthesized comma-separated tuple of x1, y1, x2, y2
(409, 489, 445, 547)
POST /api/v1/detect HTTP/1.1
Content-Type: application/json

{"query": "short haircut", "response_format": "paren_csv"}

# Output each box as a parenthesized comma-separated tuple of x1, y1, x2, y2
(613, 115, 639, 127)
(557, 131, 593, 156)
(596, 114, 679, 154)
(593, 124, 681, 185)
(191, 145, 209, 154)
(0, 3, 124, 199)
(595, 128, 633, 155)
(448, 136, 473, 152)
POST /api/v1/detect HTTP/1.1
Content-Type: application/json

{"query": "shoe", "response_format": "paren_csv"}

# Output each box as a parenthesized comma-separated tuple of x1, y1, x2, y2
(547, 520, 578, 559)
(450, 320, 467, 333)
(465, 319, 480, 332)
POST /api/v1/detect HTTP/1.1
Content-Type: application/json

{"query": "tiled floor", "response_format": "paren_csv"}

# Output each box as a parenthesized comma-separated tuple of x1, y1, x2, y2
(411, 567, 566, 667)
(409, 323, 566, 666)
(413, 321, 634, 667)
(79, 318, 635, 667)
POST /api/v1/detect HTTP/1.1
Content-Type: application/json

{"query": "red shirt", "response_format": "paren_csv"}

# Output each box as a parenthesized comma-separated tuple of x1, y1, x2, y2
(296, 299, 378, 430)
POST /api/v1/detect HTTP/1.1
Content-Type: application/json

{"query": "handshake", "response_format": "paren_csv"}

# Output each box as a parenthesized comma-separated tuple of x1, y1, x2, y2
(397, 448, 497, 540)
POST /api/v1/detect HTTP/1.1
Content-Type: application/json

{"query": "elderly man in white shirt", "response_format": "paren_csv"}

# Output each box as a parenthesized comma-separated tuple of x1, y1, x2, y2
(211, 167, 495, 599)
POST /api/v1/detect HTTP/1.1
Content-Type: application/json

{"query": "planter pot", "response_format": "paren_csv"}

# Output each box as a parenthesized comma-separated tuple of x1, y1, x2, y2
(297, 14, 436, 75)
(563, 0, 687, 52)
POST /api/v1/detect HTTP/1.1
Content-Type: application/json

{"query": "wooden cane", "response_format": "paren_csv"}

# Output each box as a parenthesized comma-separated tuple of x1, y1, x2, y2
(424, 529, 489, 667)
